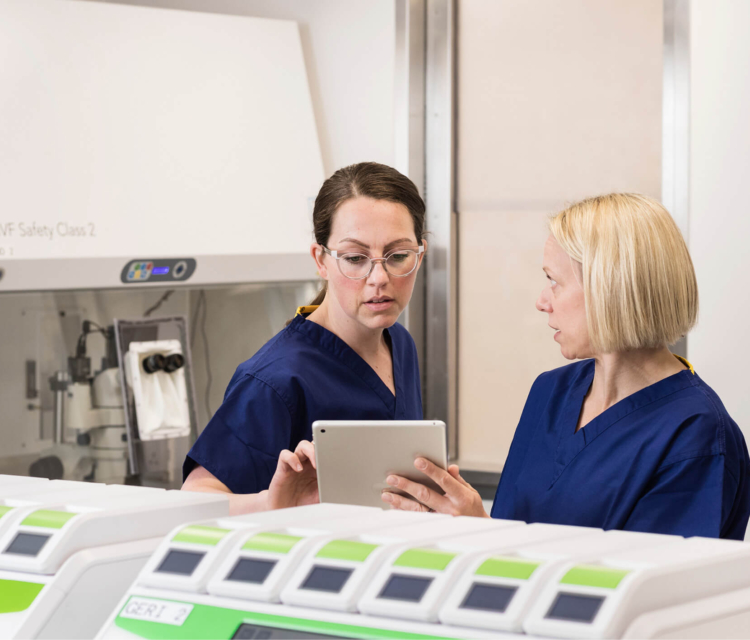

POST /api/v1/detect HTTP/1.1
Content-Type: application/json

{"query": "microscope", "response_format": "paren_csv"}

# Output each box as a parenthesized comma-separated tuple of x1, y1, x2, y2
(49, 321, 128, 484)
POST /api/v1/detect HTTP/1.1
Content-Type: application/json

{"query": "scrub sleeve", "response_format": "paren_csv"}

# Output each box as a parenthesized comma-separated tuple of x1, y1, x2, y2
(184, 375, 293, 495)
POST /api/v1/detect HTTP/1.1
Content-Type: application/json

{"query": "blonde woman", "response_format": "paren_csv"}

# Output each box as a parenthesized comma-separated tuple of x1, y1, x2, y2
(384, 193, 750, 539)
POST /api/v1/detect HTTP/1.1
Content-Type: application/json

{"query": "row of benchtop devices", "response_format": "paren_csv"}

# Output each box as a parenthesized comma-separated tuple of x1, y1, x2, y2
(1, 475, 749, 640)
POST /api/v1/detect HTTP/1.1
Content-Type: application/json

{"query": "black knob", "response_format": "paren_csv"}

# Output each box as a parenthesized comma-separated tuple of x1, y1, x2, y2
(29, 456, 64, 480)
(77, 433, 91, 446)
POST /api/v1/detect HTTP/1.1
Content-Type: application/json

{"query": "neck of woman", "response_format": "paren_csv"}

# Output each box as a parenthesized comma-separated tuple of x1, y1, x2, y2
(589, 346, 686, 412)
(306, 298, 387, 361)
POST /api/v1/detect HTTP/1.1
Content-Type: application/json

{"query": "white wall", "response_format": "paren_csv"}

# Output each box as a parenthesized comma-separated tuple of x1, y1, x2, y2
(456, 0, 663, 469)
(1, 0, 323, 266)
(91, 0, 397, 176)
(688, 0, 750, 439)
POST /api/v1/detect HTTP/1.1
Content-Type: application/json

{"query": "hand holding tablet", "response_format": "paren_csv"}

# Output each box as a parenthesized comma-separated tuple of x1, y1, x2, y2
(382, 457, 489, 518)
(312, 420, 448, 510)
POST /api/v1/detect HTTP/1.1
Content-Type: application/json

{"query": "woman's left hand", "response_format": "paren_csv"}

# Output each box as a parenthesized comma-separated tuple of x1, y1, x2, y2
(381, 458, 490, 517)
(266, 440, 319, 510)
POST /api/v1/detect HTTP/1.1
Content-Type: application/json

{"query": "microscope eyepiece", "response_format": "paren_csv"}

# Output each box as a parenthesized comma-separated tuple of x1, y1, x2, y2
(163, 353, 185, 373)
(142, 353, 166, 374)
(142, 352, 184, 374)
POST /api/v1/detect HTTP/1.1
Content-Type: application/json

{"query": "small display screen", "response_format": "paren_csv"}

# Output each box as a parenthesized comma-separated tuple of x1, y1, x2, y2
(377, 574, 433, 603)
(4, 532, 51, 556)
(227, 558, 277, 584)
(152, 266, 170, 275)
(545, 593, 605, 623)
(232, 623, 347, 639)
(155, 550, 205, 576)
(460, 583, 517, 613)
(300, 566, 353, 593)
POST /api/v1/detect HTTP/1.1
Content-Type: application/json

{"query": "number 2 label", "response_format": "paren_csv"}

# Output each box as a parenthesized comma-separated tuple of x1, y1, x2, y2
(120, 597, 194, 626)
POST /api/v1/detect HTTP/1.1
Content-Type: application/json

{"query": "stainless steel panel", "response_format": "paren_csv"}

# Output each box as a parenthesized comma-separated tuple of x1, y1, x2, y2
(395, 0, 427, 386)
(663, 0, 690, 359)
(424, 0, 456, 458)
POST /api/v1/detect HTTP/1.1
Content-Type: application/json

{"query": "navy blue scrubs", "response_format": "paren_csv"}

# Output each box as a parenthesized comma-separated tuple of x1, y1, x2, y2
(184, 308, 423, 494)
(491, 358, 750, 539)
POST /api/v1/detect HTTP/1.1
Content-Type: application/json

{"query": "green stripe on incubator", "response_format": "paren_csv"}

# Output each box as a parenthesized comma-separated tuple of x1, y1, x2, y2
(242, 532, 304, 554)
(0, 579, 45, 614)
(0, 506, 14, 520)
(560, 564, 630, 589)
(475, 556, 541, 580)
(172, 525, 230, 546)
(316, 540, 379, 562)
(21, 509, 77, 529)
(394, 548, 456, 571)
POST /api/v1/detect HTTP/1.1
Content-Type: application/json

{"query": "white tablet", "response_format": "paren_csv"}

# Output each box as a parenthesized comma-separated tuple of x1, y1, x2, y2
(312, 420, 448, 510)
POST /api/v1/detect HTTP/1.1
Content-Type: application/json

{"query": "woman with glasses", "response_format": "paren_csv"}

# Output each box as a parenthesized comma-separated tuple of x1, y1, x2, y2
(182, 162, 427, 514)
(384, 193, 750, 539)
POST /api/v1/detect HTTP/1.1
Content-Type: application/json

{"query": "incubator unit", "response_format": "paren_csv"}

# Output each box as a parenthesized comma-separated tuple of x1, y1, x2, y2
(205, 508, 438, 604)
(0, 481, 132, 538)
(135, 504, 379, 596)
(0, 479, 228, 639)
(438, 528, 678, 633)
(99, 505, 502, 640)
(0, 476, 49, 490)
(280, 513, 520, 613)
(357, 522, 595, 623)
(622, 584, 750, 639)
(98, 506, 750, 640)
(524, 535, 750, 639)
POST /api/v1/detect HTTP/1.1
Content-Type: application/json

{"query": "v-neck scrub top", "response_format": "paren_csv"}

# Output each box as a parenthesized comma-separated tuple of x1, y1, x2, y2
(491, 359, 750, 539)
(183, 312, 423, 495)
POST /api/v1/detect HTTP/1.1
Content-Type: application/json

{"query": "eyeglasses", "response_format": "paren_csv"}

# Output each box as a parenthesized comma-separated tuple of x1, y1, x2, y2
(321, 244, 424, 280)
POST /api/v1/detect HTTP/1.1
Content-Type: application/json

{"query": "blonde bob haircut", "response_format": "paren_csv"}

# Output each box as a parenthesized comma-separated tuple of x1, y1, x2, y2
(549, 193, 698, 353)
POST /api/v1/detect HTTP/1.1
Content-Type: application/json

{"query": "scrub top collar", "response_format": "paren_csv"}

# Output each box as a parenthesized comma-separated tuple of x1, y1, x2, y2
(552, 353, 698, 486)
(674, 354, 695, 375)
(289, 307, 404, 416)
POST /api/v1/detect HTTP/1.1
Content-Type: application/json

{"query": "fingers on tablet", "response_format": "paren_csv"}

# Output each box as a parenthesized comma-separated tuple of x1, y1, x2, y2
(381, 491, 429, 512)
(294, 440, 317, 468)
(389, 475, 438, 511)
(415, 458, 462, 494)
(279, 450, 303, 473)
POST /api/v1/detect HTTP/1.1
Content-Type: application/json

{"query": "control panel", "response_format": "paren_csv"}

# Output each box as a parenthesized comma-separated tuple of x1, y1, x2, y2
(120, 258, 196, 284)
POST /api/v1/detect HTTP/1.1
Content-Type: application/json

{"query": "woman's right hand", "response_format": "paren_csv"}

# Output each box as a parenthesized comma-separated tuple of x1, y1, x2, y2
(266, 440, 319, 510)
